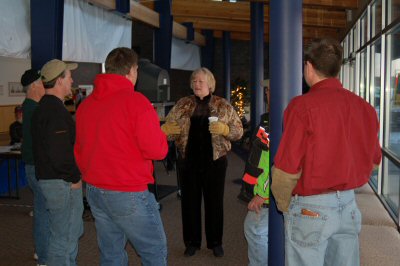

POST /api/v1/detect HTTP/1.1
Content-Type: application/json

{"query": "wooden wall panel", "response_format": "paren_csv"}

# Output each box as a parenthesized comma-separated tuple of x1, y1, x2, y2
(0, 105, 19, 145)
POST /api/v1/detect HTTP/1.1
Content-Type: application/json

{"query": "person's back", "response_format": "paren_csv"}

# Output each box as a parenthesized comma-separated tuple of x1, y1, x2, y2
(284, 79, 380, 196)
(75, 76, 167, 191)
(271, 38, 381, 266)
(20, 69, 48, 265)
(74, 47, 168, 266)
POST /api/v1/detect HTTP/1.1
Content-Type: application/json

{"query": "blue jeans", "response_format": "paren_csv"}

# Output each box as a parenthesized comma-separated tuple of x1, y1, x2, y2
(25, 164, 49, 265)
(284, 190, 361, 266)
(86, 184, 167, 266)
(38, 179, 84, 266)
(244, 208, 269, 266)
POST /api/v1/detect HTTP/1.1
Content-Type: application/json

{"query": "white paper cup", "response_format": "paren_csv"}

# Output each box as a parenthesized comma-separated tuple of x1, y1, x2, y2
(208, 116, 218, 123)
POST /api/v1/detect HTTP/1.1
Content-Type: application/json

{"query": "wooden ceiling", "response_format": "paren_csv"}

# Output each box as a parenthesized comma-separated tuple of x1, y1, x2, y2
(88, 0, 359, 44)
(140, 0, 358, 43)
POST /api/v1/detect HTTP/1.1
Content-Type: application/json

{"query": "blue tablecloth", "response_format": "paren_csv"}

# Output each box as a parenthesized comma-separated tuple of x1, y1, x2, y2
(0, 159, 27, 195)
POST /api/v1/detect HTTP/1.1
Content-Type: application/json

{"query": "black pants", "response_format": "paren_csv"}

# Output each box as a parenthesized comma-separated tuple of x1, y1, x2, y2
(178, 156, 227, 249)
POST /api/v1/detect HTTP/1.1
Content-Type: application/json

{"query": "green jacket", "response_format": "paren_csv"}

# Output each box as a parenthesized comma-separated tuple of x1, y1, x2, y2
(240, 113, 270, 204)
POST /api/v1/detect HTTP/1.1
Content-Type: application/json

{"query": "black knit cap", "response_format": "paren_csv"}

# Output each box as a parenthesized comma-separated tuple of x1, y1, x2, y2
(20, 69, 41, 87)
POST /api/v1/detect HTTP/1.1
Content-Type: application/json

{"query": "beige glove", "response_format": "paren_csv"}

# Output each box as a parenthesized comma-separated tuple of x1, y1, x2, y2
(271, 166, 301, 213)
(209, 121, 229, 136)
(161, 121, 181, 136)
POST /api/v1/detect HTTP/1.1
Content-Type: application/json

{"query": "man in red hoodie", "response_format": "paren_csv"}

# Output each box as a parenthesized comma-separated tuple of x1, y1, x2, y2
(74, 47, 168, 266)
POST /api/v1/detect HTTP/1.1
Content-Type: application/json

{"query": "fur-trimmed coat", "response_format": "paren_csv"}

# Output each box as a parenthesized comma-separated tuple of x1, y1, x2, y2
(165, 95, 243, 160)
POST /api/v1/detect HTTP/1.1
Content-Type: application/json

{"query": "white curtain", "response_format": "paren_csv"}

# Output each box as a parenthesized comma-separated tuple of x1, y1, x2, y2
(63, 0, 132, 63)
(171, 37, 201, 71)
(0, 0, 30, 59)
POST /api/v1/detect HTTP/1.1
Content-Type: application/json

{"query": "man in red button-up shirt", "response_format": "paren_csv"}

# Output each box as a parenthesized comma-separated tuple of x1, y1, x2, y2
(271, 38, 381, 266)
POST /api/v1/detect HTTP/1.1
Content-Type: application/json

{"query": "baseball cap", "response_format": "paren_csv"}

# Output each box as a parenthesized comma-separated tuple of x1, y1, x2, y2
(41, 59, 78, 83)
(14, 105, 22, 113)
(20, 69, 41, 87)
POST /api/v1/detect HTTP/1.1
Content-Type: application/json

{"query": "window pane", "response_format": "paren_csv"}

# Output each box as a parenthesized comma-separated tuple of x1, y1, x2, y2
(370, 39, 382, 187)
(371, 40, 382, 119)
(382, 158, 400, 217)
(360, 13, 368, 46)
(371, 0, 382, 37)
(360, 50, 367, 99)
(388, 0, 400, 25)
(386, 26, 400, 157)
(370, 167, 379, 189)
(352, 27, 357, 51)
(343, 36, 348, 59)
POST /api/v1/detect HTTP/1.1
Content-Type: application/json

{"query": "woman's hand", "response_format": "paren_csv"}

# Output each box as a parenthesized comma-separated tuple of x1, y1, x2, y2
(161, 121, 181, 136)
(209, 121, 229, 136)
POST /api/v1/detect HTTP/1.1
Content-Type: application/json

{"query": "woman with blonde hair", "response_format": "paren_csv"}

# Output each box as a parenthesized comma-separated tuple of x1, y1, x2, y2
(162, 67, 243, 257)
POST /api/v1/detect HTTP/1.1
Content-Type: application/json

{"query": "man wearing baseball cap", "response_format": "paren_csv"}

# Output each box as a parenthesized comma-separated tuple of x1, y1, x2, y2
(31, 59, 83, 266)
(20, 68, 47, 266)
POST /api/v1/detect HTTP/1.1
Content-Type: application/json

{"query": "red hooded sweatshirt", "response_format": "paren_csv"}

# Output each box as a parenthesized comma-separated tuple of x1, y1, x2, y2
(74, 74, 168, 192)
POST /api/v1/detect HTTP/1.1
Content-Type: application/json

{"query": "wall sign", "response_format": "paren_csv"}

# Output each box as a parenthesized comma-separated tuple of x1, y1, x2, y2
(8, 82, 24, 97)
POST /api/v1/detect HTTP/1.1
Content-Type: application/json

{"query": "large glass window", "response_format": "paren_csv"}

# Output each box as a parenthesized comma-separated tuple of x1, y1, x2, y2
(386, 26, 400, 158)
(350, 60, 356, 93)
(371, 40, 382, 118)
(343, 37, 349, 59)
(360, 12, 368, 46)
(360, 49, 368, 99)
(382, 158, 400, 217)
(388, 0, 400, 25)
(352, 26, 357, 52)
(370, 39, 382, 187)
(371, 168, 379, 188)
(371, 0, 382, 37)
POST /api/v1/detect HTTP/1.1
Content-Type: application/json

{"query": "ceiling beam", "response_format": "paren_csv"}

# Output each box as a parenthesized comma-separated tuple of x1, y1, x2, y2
(87, 0, 115, 10)
(222, 0, 358, 9)
(212, 24, 340, 42)
(90, 0, 352, 43)
(175, 14, 344, 34)
(129, 1, 159, 28)
(303, 0, 358, 9)
(87, 0, 205, 46)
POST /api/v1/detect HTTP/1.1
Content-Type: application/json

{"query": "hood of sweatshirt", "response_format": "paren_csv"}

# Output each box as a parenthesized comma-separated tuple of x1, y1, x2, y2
(92, 74, 134, 100)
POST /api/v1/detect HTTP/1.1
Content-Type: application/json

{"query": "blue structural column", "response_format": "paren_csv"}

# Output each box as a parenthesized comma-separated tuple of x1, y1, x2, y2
(268, 1, 303, 266)
(31, 0, 64, 70)
(223, 31, 231, 101)
(154, 0, 172, 72)
(201, 30, 215, 72)
(115, 0, 130, 14)
(250, 3, 265, 132)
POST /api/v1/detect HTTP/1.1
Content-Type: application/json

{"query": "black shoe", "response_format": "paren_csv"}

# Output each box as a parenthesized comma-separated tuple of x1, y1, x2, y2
(184, 246, 199, 257)
(212, 246, 224, 257)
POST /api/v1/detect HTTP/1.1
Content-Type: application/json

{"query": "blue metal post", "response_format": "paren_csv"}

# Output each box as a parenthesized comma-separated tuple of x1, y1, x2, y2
(250, 2, 264, 132)
(154, 0, 172, 71)
(223, 31, 231, 101)
(115, 0, 129, 14)
(268, 1, 303, 266)
(31, 0, 64, 69)
(182, 22, 195, 42)
(201, 30, 215, 72)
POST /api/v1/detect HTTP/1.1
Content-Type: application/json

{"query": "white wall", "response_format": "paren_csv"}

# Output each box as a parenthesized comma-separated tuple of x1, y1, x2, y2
(0, 56, 31, 105)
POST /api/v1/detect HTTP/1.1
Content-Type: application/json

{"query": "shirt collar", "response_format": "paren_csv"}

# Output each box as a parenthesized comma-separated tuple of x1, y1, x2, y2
(309, 78, 343, 93)
(195, 93, 211, 103)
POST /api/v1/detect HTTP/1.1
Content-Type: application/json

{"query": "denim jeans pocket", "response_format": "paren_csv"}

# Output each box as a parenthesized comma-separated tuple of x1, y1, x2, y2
(39, 180, 70, 211)
(104, 191, 157, 218)
(289, 207, 327, 247)
(350, 205, 362, 234)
